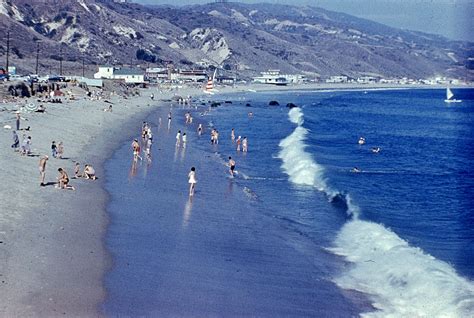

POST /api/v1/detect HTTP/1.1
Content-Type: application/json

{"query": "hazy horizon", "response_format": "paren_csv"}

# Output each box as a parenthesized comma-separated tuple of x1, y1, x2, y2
(132, 0, 473, 42)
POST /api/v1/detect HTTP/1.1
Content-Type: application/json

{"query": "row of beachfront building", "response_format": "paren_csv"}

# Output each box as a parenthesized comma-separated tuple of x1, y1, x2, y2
(91, 65, 466, 86)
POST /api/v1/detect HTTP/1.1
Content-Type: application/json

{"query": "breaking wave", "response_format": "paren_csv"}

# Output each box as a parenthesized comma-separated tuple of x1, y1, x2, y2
(278, 107, 359, 217)
(278, 107, 474, 317)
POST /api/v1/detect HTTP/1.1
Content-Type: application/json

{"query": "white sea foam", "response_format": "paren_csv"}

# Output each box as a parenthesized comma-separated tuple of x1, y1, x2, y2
(330, 220, 474, 317)
(279, 107, 474, 317)
(278, 107, 358, 216)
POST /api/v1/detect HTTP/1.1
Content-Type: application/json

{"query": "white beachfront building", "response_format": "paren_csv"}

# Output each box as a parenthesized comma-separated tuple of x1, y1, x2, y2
(326, 75, 348, 83)
(253, 70, 305, 85)
(357, 76, 377, 84)
(94, 66, 145, 84)
(94, 65, 114, 79)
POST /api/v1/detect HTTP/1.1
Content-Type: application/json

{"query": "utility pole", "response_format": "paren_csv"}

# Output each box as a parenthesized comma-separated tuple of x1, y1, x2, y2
(6, 29, 10, 78)
(59, 45, 63, 76)
(35, 41, 40, 75)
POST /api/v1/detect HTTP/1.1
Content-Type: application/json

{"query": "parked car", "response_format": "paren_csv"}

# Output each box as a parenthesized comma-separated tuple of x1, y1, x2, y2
(27, 74, 39, 83)
(48, 75, 66, 82)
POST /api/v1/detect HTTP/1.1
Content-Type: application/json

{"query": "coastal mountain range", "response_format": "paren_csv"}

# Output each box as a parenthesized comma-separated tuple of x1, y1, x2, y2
(0, 0, 472, 80)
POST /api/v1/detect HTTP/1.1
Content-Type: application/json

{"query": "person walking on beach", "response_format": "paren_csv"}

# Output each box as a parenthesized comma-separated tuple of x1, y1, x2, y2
(176, 130, 181, 147)
(188, 167, 197, 196)
(231, 128, 235, 143)
(57, 168, 75, 190)
(228, 156, 236, 177)
(11, 131, 19, 150)
(57, 141, 64, 159)
(242, 137, 248, 152)
(15, 112, 20, 131)
(39, 155, 48, 186)
(51, 141, 57, 158)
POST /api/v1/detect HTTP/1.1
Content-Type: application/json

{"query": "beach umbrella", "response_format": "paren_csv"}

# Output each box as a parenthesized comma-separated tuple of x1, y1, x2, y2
(24, 102, 38, 112)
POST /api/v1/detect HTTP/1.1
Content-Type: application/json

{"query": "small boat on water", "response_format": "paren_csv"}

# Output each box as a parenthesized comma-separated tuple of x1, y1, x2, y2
(444, 87, 462, 103)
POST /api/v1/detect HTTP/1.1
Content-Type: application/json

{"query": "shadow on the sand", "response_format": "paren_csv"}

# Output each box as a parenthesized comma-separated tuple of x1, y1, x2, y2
(42, 181, 57, 187)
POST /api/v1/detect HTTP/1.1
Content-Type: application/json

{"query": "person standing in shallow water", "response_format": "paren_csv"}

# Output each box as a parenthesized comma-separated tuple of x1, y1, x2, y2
(188, 167, 197, 196)
(131, 139, 142, 161)
(236, 136, 242, 152)
(242, 137, 248, 152)
(176, 130, 181, 147)
(168, 111, 172, 129)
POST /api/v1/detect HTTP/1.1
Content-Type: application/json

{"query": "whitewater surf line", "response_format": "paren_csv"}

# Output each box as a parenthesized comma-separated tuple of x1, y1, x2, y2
(278, 107, 474, 317)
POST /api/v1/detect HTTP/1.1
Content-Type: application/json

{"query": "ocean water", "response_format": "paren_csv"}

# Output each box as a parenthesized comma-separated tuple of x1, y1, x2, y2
(103, 88, 474, 316)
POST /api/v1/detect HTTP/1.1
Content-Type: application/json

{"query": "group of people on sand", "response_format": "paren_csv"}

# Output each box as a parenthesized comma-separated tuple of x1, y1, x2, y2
(10, 131, 33, 156)
(74, 162, 97, 180)
(39, 155, 97, 189)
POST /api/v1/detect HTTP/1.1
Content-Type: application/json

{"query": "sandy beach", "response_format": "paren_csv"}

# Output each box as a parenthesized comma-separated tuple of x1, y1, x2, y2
(0, 84, 201, 317)
(1, 81, 470, 316)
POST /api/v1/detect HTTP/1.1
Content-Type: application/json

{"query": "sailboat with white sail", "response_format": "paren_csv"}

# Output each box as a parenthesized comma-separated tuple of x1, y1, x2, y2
(203, 69, 218, 95)
(444, 87, 462, 103)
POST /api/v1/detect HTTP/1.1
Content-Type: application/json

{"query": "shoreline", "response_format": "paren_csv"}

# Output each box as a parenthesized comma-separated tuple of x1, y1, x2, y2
(212, 82, 473, 96)
(1, 82, 470, 315)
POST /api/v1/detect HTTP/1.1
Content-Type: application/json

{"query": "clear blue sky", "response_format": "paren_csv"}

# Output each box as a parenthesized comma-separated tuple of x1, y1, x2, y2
(132, 0, 473, 42)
